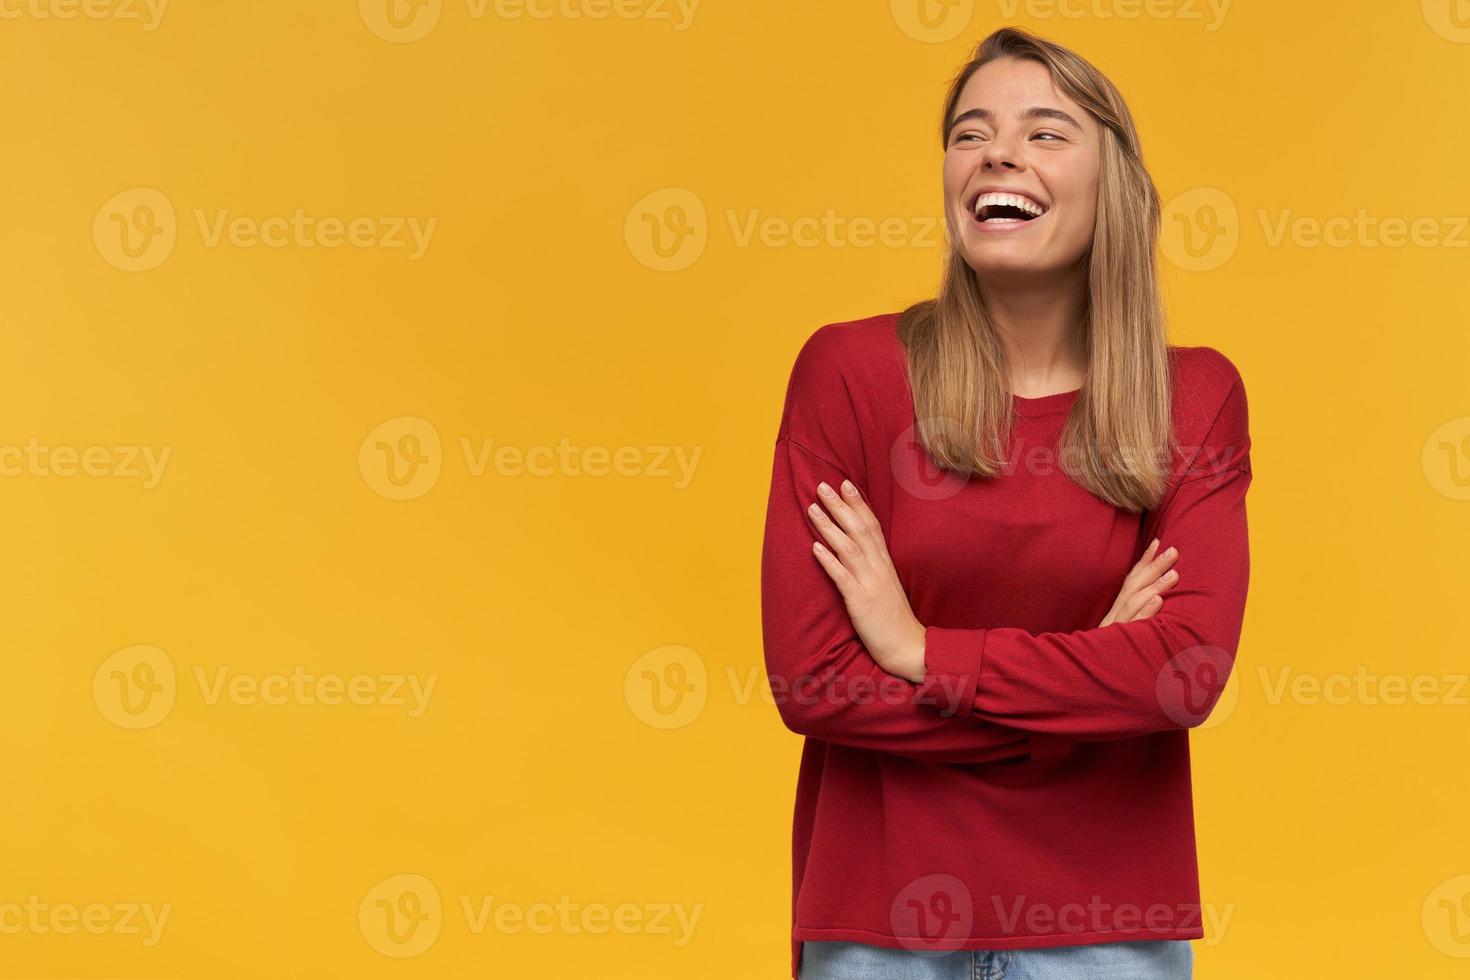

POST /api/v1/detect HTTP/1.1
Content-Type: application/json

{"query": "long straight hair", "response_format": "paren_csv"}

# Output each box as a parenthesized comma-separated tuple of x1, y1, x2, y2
(898, 26, 1174, 512)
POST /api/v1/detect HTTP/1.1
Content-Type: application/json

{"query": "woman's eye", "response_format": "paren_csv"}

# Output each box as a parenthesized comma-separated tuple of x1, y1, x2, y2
(953, 131, 1063, 145)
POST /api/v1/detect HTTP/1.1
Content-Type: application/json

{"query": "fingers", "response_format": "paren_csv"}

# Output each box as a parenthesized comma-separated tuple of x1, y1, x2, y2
(811, 539, 857, 593)
(806, 499, 861, 565)
(806, 482, 869, 598)
(1126, 594, 1165, 623)
(1106, 540, 1184, 626)
(1131, 538, 1179, 585)
(1117, 563, 1181, 622)
(833, 480, 889, 557)
(810, 480, 885, 562)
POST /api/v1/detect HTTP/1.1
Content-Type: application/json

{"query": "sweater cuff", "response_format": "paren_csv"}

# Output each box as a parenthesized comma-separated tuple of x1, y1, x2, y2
(915, 626, 985, 719)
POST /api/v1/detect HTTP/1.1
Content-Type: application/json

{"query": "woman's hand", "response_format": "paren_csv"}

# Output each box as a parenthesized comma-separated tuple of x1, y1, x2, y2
(1100, 538, 1180, 627)
(806, 480, 928, 684)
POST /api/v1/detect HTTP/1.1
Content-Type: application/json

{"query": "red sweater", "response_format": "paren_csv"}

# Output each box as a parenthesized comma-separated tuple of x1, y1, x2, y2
(759, 312, 1251, 979)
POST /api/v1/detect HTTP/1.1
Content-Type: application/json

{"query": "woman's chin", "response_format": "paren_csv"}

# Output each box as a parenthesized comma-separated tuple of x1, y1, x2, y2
(956, 236, 1089, 281)
(960, 248, 1061, 278)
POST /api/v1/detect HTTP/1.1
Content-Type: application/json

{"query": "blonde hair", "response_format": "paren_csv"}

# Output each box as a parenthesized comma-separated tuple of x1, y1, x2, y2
(898, 26, 1173, 511)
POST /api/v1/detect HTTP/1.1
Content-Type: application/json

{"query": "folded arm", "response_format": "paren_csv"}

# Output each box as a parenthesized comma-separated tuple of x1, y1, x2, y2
(763, 436, 1041, 764)
(759, 329, 1037, 765)
(919, 368, 1253, 740)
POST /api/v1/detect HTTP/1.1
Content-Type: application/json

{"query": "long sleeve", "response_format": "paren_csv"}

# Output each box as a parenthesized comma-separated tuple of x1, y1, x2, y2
(919, 357, 1253, 740)
(760, 327, 1036, 765)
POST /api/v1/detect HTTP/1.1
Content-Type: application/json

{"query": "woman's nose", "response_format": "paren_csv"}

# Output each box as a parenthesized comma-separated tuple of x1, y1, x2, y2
(981, 132, 1023, 170)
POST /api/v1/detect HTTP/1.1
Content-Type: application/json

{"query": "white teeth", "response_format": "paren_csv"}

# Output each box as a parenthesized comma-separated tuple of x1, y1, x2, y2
(973, 192, 1047, 220)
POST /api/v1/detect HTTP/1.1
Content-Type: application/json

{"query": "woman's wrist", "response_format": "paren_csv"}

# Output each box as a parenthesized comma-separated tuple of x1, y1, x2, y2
(900, 620, 928, 684)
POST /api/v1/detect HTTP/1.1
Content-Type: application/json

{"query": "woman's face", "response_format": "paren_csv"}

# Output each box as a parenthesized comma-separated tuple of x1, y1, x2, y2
(942, 56, 1102, 281)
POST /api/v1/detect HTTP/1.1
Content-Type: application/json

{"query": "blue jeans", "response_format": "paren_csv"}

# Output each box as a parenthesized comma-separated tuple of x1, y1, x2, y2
(799, 939, 1193, 979)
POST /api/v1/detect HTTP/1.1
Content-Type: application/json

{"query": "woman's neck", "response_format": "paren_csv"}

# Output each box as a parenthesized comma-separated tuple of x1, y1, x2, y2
(977, 269, 1089, 396)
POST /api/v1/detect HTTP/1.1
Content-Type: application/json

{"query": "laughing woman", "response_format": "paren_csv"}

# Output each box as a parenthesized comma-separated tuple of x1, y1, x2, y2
(759, 27, 1251, 980)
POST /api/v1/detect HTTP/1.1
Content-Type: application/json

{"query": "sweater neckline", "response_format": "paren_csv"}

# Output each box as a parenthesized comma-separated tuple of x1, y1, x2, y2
(882, 314, 1082, 419)
(1013, 386, 1082, 418)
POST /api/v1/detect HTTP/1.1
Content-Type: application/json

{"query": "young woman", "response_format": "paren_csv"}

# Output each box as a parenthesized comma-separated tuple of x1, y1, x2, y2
(759, 27, 1251, 980)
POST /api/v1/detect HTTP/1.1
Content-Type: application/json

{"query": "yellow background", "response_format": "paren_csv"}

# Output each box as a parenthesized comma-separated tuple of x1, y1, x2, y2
(2, 0, 1468, 976)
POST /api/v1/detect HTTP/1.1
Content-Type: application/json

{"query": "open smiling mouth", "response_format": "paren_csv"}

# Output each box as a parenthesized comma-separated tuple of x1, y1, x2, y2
(971, 192, 1049, 230)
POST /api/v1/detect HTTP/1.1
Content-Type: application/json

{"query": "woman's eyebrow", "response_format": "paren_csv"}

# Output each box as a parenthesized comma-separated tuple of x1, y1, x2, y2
(947, 106, 1084, 137)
